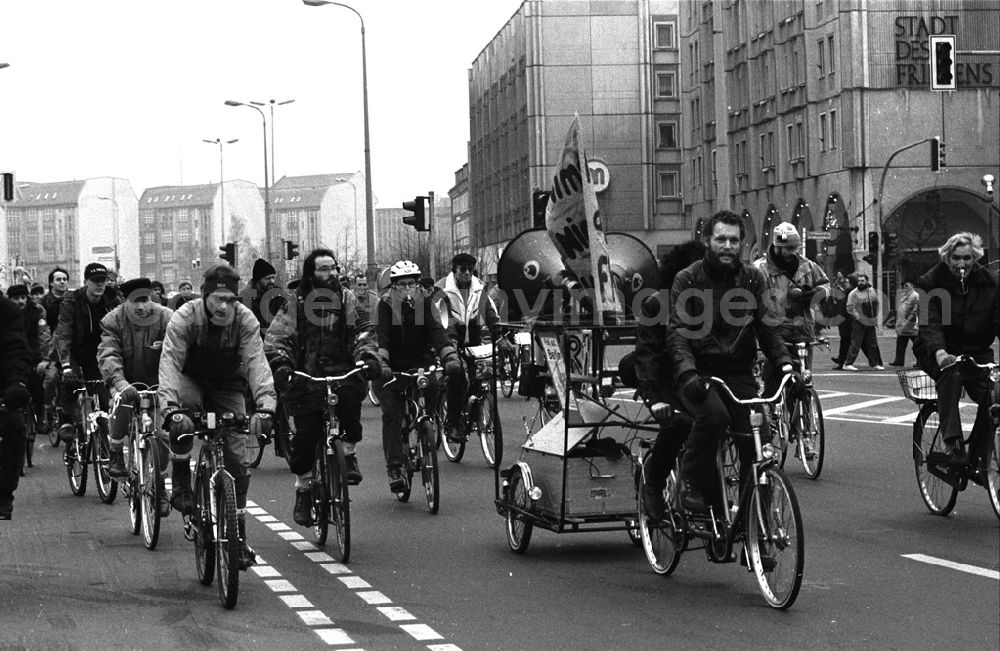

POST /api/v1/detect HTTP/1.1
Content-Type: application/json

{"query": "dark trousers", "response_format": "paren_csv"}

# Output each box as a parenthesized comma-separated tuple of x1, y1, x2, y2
(59, 361, 108, 425)
(679, 374, 756, 504)
(835, 316, 853, 363)
(0, 411, 26, 506)
(374, 375, 442, 469)
(845, 321, 882, 366)
(936, 365, 991, 458)
(287, 384, 364, 476)
(892, 335, 916, 365)
(645, 411, 693, 490)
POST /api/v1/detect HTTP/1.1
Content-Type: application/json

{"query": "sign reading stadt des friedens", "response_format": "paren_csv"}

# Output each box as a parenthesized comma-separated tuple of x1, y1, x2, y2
(884, 13, 996, 88)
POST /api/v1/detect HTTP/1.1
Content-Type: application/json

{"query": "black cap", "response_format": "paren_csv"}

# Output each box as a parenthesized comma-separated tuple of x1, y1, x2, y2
(6, 284, 28, 299)
(84, 262, 109, 281)
(202, 264, 241, 296)
(252, 258, 277, 282)
(30, 283, 45, 295)
(452, 252, 476, 268)
(119, 277, 153, 300)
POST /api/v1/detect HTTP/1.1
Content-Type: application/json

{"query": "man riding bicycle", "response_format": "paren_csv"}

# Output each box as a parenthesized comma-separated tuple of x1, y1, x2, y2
(159, 264, 275, 569)
(666, 210, 796, 513)
(265, 248, 382, 526)
(436, 252, 509, 443)
(54, 263, 122, 447)
(915, 232, 999, 465)
(97, 278, 172, 491)
(373, 261, 463, 493)
(0, 295, 32, 519)
(6, 284, 52, 432)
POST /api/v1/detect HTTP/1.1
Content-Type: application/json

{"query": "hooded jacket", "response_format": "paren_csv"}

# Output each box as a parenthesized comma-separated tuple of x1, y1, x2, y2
(436, 272, 500, 347)
(98, 302, 173, 390)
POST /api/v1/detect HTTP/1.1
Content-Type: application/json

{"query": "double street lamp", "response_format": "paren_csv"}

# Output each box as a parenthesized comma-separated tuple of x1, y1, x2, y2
(302, 0, 376, 277)
(202, 138, 239, 242)
(224, 100, 272, 260)
(250, 99, 295, 184)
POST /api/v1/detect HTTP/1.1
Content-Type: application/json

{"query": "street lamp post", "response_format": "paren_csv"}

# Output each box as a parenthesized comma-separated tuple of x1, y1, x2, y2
(334, 178, 359, 265)
(251, 99, 295, 185)
(203, 138, 239, 243)
(96, 194, 120, 274)
(225, 100, 273, 261)
(302, 0, 376, 277)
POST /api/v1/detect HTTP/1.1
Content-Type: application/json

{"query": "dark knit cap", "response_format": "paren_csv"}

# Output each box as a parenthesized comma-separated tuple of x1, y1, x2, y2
(202, 264, 241, 296)
(252, 258, 277, 282)
(6, 284, 28, 299)
(120, 277, 153, 300)
(452, 252, 476, 268)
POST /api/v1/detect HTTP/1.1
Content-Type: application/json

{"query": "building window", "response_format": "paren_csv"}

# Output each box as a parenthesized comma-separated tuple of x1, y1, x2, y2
(658, 172, 679, 198)
(142, 252, 156, 264)
(653, 21, 676, 49)
(787, 123, 795, 161)
(656, 72, 677, 98)
(143, 213, 155, 226)
(829, 109, 838, 149)
(817, 39, 826, 78)
(657, 122, 678, 149)
(827, 35, 835, 79)
(142, 232, 155, 245)
(796, 121, 805, 160)
(819, 112, 828, 151)
(162, 249, 174, 263)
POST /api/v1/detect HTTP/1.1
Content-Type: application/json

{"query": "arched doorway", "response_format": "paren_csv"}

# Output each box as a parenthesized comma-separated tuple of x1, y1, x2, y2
(824, 192, 854, 276)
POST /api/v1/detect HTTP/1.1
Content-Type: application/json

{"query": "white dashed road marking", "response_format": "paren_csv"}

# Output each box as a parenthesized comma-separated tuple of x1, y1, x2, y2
(902, 554, 1000, 580)
(822, 396, 906, 415)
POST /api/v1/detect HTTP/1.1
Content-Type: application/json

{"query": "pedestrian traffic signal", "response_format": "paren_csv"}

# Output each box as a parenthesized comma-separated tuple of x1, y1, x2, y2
(402, 196, 428, 232)
(885, 233, 899, 257)
(219, 242, 237, 267)
(532, 190, 551, 229)
(930, 137, 941, 172)
(930, 35, 957, 91)
(2, 172, 14, 202)
(284, 240, 300, 260)
(863, 232, 879, 265)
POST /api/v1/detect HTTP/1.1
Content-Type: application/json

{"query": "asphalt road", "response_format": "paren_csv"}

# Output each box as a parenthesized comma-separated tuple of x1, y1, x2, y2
(1, 363, 998, 650)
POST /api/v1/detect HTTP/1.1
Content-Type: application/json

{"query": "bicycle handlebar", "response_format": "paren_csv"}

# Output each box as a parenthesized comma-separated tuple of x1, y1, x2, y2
(707, 372, 794, 406)
(940, 355, 998, 373)
(383, 366, 442, 389)
(293, 361, 366, 385)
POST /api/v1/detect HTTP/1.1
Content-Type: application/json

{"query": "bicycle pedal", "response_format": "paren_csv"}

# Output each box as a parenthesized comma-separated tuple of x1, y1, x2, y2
(182, 519, 196, 542)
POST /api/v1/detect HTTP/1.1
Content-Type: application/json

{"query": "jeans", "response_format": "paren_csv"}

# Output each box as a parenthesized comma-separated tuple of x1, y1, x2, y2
(374, 374, 441, 469)
(835, 316, 853, 363)
(892, 335, 916, 365)
(845, 321, 882, 366)
(286, 384, 363, 476)
(936, 364, 992, 458)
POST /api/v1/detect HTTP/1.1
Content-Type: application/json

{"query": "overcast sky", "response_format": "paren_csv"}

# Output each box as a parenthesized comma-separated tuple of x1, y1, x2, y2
(1, 0, 523, 207)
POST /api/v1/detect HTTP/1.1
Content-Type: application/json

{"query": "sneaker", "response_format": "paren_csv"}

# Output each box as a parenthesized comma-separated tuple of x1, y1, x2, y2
(446, 425, 465, 444)
(58, 423, 76, 442)
(108, 449, 127, 478)
(679, 480, 708, 514)
(345, 455, 363, 485)
(292, 488, 313, 527)
(873, 365, 885, 371)
(842, 364, 859, 372)
(642, 483, 666, 521)
(387, 465, 406, 493)
(238, 541, 257, 571)
(0, 496, 12, 520)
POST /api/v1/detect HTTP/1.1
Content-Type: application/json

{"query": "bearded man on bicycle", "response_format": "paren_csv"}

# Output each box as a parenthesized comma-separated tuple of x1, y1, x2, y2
(666, 210, 795, 513)
(265, 248, 382, 526)
(915, 232, 999, 465)
(97, 278, 172, 490)
(373, 261, 463, 492)
(159, 264, 276, 569)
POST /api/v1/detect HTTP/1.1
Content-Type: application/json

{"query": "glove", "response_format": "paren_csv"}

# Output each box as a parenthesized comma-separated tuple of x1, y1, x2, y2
(116, 384, 140, 405)
(3, 382, 31, 409)
(443, 352, 463, 378)
(273, 365, 293, 393)
(35, 361, 48, 376)
(936, 351, 957, 370)
(680, 373, 708, 406)
(165, 411, 195, 439)
(361, 357, 382, 381)
(250, 412, 273, 440)
(649, 401, 674, 422)
(780, 363, 804, 392)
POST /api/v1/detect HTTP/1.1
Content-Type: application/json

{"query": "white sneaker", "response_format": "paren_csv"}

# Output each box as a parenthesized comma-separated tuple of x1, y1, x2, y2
(873, 365, 885, 370)
(842, 364, 859, 371)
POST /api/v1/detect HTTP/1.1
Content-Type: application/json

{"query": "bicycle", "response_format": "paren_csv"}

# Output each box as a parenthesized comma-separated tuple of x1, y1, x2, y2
(770, 338, 828, 479)
(439, 345, 500, 468)
(637, 373, 805, 610)
(180, 410, 250, 609)
(65, 379, 117, 503)
(21, 398, 37, 471)
(118, 383, 170, 550)
(898, 356, 1000, 519)
(385, 366, 442, 514)
(496, 333, 520, 398)
(292, 362, 365, 562)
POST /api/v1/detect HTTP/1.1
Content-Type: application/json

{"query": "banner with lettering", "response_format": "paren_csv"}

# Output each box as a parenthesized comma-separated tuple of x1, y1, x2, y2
(544, 115, 620, 320)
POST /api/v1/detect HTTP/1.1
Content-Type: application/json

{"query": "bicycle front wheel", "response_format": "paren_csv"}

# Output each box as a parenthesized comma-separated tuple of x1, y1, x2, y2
(127, 429, 142, 537)
(745, 467, 804, 610)
(140, 434, 164, 550)
(93, 426, 118, 504)
(194, 463, 216, 586)
(638, 464, 681, 576)
(312, 444, 330, 546)
(913, 403, 958, 516)
(66, 428, 88, 497)
(985, 423, 1000, 520)
(328, 439, 351, 563)
(215, 475, 240, 609)
(499, 352, 516, 398)
(46, 401, 60, 447)
(797, 387, 825, 479)
(479, 390, 499, 469)
(419, 420, 440, 514)
(438, 395, 465, 463)
(505, 466, 533, 553)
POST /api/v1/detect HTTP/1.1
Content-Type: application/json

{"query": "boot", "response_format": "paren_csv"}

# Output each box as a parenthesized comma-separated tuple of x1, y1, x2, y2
(293, 488, 312, 527)
(345, 454, 363, 485)
(0, 472, 18, 520)
(108, 446, 127, 478)
(238, 515, 256, 570)
(170, 461, 193, 514)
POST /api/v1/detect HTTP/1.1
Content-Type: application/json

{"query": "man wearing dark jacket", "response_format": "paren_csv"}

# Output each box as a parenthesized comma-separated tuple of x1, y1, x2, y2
(0, 295, 33, 518)
(373, 260, 463, 492)
(53, 263, 122, 443)
(666, 211, 794, 513)
(915, 232, 1000, 464)
(248, 258, 283, 335)
(6, 284, 52, 431)
(41, 266, 70, 333)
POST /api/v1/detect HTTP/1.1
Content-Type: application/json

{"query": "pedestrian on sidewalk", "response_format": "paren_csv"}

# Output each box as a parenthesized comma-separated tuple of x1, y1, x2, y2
(842, 273, 883, 371)
(890, 279, 919, 367)
(829, 271, 854, 369)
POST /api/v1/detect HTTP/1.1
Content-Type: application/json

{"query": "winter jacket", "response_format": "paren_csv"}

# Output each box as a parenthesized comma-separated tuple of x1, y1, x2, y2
(436, 272, 500, 348)
(667, 257, 791, 381)
(915, 262, 999, 374)
(40, 290, 66, 334)
(98, 302, 173, 390)
(157, 299, 276, 413)
(752, 251, 829, 342)
(21, 302, 52, 365)
(845, 287, 879, 326)
(633, 292, 675, 403)
(895, 289, 919, 336)
(0, 297, 31, 392)
(54, 287, 122, 370)
(353, 289, 379, 326)
(375, 293, 456, 372)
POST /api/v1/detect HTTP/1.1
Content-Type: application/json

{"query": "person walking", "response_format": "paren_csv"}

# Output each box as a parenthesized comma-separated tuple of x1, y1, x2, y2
(829, 271, 854, 370)
(889, 279, 919, 367)
(841, 273, 884, 371)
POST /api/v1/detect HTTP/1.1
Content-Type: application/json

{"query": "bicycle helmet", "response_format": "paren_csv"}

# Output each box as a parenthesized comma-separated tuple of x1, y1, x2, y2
(389, 260, 421, 281)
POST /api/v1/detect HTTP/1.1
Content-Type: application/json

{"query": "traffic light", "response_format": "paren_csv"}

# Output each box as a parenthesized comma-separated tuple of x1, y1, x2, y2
(863, 232, 879, 265)
(930, 35, 957, 91)
(532, 190, 551, 229)
(930, 137, 941, 172)
(402, 196, 428, 232)
(219, 242, 237, 267)
(885, 233, 899, 257)
(284, 240, 300, 260)
(2, 172, 13, 202)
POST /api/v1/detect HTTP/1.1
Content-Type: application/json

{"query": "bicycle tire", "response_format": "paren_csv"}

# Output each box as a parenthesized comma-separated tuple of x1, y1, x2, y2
(312, 443, 330, 546)
(797, 387, 825, 479)
(128, 425, 141, 537)
(141, 434, 164, 550)
(479, 390, 499, 469)
(986, 423, 1000, 520)
(419, 420, 440, 514)
(215, 475, 240, 609)
(329, 439, 351, 563)
(773, 404, 790, 469)
(67, 427, 89, 497)
(505, 466, 533, 553)
(638, 459, 681, 575)
(194, 461, 216, 586)
(913, 403, 958, 516)
(438, 394, 465, 463)
(745, 467, 804, 610)
(93, 425, 118, 504)
(499, 351, 516, 398)
(46, 401, 60, 447)
(24, 410, 36, 469)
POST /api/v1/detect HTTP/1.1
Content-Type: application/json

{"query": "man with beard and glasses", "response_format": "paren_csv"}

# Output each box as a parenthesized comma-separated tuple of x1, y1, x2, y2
(841, 273, 884, 371)
(666, 210, 795, 513)
(265, 249, 381, 526)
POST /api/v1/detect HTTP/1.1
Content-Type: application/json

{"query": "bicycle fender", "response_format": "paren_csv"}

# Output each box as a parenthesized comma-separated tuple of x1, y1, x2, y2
(514, 461, 536, 494)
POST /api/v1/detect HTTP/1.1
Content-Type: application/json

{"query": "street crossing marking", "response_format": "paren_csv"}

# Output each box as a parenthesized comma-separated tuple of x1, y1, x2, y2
(822, 396, 906, 415)
(902, 554, 1000, 580)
